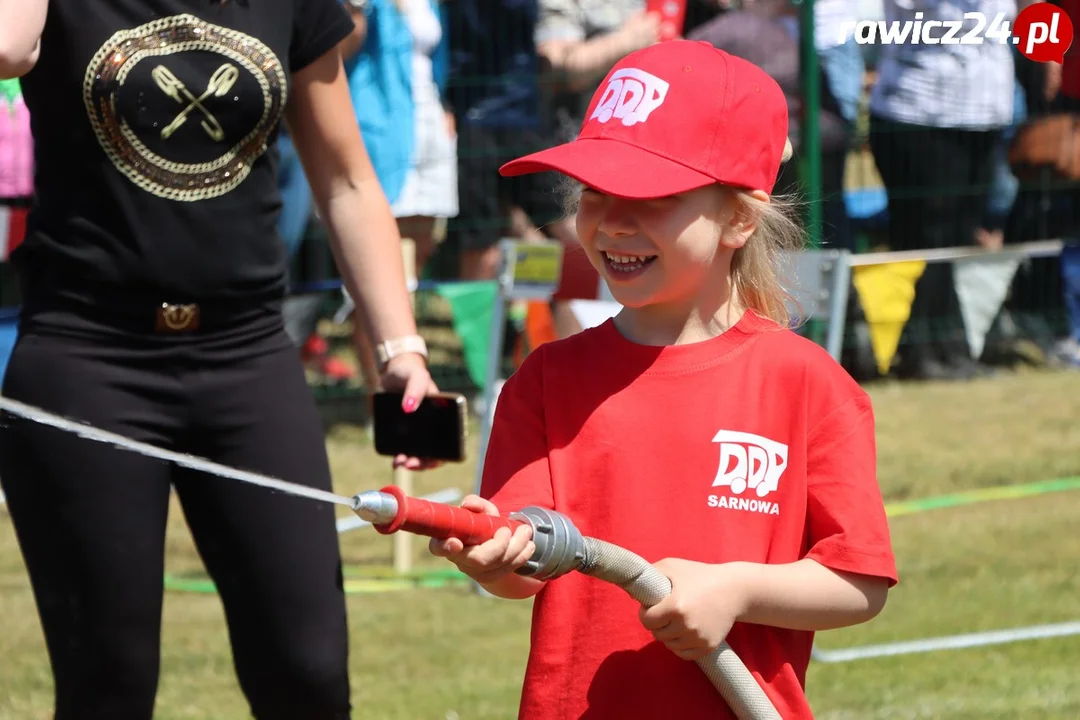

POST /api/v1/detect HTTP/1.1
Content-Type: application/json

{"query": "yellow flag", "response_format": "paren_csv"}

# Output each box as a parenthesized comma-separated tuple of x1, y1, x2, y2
(852, 261, 927, 376)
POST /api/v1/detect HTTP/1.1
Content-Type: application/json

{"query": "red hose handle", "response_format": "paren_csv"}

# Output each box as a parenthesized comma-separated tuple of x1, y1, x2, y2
(372, 485, 524, 545)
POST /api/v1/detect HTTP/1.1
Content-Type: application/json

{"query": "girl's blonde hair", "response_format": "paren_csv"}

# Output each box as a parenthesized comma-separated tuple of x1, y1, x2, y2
(727, 138, 806, 329)
(558, 137, 806, 329)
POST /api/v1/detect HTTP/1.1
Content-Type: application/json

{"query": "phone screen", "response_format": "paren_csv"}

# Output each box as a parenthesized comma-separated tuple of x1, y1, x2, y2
(372, 392, 468, 463)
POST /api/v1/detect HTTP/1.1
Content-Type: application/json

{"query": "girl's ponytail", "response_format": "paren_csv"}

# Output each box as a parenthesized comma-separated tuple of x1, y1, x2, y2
(729, 137, 806, 329)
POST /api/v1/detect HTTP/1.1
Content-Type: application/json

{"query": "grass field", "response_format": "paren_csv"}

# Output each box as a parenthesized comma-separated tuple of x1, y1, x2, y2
(2, 369, 1080, 719)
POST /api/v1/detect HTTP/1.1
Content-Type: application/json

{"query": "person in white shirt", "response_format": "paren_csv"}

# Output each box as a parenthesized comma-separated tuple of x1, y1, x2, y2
(868, 0, 1016, 380)
(816, 0, 865, 125)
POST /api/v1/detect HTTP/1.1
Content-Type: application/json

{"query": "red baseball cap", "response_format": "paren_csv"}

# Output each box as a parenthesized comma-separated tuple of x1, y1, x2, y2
(499, 40, 789, 198)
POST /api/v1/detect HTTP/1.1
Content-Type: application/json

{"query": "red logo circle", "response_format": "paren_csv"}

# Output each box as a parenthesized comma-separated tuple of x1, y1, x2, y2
(1013, 3, 1074, 63)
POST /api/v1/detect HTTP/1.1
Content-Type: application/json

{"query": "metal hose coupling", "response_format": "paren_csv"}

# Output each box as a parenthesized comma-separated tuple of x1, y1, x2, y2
(350, 490, 399, 526)
(509, 506, 587, 582)
(348, 491, 586, 581)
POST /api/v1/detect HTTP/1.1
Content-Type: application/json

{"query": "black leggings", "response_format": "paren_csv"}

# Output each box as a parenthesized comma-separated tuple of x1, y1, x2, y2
(0, 295, 351, 719)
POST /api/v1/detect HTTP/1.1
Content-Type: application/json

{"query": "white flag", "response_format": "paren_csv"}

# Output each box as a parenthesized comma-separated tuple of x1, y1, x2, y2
(0, 205, 9, 260)
(954, 256, 1022, 361)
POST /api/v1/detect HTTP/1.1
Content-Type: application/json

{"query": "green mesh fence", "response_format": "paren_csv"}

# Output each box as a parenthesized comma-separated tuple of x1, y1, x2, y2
(2, 0, 1076, 419)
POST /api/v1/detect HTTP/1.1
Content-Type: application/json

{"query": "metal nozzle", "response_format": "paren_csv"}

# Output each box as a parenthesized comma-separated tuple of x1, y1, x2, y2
(510, 506, 586, 582)
(350, 490, 399, 525)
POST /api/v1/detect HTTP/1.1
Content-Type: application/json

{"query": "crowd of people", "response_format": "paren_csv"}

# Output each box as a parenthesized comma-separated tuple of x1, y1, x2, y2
(284, 0, 1080, 383)
(3, 1, 1079, 384)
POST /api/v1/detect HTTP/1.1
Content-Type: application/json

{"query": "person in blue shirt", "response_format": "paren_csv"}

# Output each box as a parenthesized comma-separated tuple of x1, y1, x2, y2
(277, 2, 368, 262)
(337, 0, 461, 390)
(347, 0, 458, 271)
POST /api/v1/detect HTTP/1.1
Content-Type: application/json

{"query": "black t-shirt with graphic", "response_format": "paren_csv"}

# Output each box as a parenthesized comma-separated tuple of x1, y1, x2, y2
(16, 0, 354, 302)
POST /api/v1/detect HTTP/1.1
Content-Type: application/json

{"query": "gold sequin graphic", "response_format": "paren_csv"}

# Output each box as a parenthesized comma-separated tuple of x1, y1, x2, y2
(83, 14, 287, 202)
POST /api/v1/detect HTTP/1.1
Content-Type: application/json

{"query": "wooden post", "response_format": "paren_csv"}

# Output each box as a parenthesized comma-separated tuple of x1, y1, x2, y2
(392, 464, 414, 575)
(392, 238, 417, 576)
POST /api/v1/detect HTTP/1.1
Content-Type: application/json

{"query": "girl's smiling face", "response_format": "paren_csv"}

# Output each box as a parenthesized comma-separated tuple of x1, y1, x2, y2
(574, 184, 762, 311)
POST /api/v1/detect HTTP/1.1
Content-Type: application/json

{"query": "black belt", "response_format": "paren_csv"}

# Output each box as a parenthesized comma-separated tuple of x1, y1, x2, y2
(19, 292, 282, 336)
(12, 263, 285, 335)
(155, 302, 201, 333)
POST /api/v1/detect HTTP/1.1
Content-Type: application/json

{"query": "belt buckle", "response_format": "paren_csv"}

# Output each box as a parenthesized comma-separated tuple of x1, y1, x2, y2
(156, 303, 201, 333)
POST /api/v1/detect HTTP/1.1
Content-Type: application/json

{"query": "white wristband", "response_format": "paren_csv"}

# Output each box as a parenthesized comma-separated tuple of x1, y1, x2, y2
(376, 335, 429, 369)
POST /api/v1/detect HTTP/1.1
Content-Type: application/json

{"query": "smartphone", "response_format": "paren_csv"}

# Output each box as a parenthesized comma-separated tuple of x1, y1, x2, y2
(647, 0, 687, 41)
(372, 391, 468, 463)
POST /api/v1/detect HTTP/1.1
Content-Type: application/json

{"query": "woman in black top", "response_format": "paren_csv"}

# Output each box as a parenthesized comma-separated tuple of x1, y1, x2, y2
(0, 1, 439, 718)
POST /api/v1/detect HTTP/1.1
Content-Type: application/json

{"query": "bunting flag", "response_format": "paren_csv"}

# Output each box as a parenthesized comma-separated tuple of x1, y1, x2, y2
(953, 256, 1022, 361)
(434, 280, 499, 390)
(443, 252, 1011, 388)
(0, 204, 28, 260)
(0, 78, 21, 107)
(437, 272, 623, 391)
(568, 299, 622, 330)
(0, 73, 28, 384)
(852, 260, 927, 376)
(0, 78, 34, 199)
(511, 301, 557, 369)
(524, 301, 558, 348)
(0, 312, 17, 383)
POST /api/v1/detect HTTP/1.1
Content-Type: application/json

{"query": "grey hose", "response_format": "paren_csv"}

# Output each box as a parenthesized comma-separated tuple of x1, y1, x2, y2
(580, 538, 782, 720)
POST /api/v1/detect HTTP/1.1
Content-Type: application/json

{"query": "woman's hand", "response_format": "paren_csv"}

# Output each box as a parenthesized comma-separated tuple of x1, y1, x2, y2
(339, 8, 368, 59)
(1045, 60, 1062, 102)
(428, 495, 536, 583)
(0, 0, 47, 78)
(618, 10, 663, 52)
(639, 559, 751, 662)
(380, 352, 442, 470)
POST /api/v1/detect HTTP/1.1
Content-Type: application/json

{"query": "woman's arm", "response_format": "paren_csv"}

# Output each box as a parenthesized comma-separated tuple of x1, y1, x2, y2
(538, 11, 660, 93)
(339, 5, 368, 59)
(0, 0, 48, 78)
(284, 47, 433, 400)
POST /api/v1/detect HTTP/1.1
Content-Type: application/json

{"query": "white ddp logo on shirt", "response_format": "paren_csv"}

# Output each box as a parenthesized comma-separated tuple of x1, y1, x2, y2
(708, 431, 789, 517)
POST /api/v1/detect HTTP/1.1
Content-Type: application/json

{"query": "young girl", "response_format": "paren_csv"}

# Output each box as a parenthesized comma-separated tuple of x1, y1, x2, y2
(430, 40, 898, 719)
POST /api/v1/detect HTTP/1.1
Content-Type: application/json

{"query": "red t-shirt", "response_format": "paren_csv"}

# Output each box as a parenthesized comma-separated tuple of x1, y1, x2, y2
(481, 311, 899, 720)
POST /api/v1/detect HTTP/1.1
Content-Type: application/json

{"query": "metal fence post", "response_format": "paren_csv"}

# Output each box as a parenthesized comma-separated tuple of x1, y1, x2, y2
(795, 0, 823, 250)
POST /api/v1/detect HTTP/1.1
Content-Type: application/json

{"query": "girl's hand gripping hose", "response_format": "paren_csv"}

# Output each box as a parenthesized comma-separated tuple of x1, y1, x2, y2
(350, 488, 781, 720)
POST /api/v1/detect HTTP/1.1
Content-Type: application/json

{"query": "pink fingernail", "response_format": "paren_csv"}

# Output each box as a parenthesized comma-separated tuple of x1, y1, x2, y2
(404, 397, 418, 413)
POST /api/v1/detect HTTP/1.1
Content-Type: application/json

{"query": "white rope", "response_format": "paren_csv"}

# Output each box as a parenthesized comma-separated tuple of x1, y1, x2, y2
(847, 239, 1064, 267)
(0, 396, 355, 508)
(811, 620, 1080, 663)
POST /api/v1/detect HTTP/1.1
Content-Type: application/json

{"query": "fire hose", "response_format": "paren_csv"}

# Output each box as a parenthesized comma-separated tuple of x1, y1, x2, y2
(352, 486, 782, 720)
(0, 396, 780, 720)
